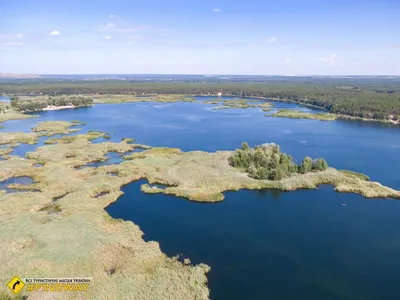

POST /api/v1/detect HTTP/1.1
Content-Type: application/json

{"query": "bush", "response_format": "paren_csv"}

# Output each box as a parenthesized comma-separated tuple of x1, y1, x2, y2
(312, 158, 328, 171)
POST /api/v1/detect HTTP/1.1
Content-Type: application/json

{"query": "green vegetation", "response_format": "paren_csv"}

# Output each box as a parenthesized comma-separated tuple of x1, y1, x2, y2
(341, 170, 370, 181)
(0, 110, 37, 123)
(91, 94, 196, 104)
(122, 137, 135, 143)
(2, 77, 400, 121)
(209, 99, 273, 111)
(229, 143, 328, 180)
(268, 109, 337, 121)
(10, 95, 93, 112)
(32, 120, 84, 135)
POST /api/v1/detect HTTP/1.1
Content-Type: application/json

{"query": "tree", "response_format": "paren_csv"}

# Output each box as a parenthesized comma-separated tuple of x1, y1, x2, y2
(312, 158, 328, 171)
(241, 142, 249, 151)
(268, 167, 284, 180)
(299, 157, 313, 174)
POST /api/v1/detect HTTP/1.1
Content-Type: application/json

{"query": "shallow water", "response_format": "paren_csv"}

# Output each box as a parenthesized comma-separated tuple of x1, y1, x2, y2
(0, 176, 34, 193)
(2, 97, 400, 299)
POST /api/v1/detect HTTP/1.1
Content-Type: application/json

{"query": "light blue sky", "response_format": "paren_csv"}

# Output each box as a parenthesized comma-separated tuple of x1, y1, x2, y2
(1, 0, 399, 75)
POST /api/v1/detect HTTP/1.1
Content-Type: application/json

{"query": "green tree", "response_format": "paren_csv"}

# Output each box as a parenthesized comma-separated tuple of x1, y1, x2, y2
(241, 142, 249, 150)
(312, 158, 328, 171)
(300, 157, 313, 174)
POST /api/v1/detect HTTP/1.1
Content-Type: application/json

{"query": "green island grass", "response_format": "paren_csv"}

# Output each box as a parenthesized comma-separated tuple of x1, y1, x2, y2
(92, 94, 197, 104)
(0, 110, 37, 123)
(210, 99, 273, 110)
(121, 137, 135, 143)
(1, 122, 399, 299)
(267, 109, 337, 121)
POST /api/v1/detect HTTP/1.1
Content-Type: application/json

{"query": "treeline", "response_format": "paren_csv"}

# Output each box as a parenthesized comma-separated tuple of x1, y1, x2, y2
(2, 80, 400, 120)
(229, 142, 328, 180)
(10, 96, 93, 112)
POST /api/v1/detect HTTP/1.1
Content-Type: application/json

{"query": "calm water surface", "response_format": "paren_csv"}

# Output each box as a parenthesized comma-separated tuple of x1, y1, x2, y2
(2, 97, 400, 299)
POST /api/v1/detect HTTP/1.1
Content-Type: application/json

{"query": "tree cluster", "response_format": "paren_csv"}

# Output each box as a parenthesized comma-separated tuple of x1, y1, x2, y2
(229, 142, 329, 180)
(10, 96, 93, 112)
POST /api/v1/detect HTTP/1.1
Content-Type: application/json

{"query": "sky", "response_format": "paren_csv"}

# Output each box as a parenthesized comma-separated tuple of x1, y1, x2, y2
(0, 0, 399, 75)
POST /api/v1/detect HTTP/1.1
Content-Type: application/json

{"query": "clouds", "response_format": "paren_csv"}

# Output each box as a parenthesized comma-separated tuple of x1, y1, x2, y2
(0, 33, 24, 47)
(103, 36, 111, 40)
(267, 36, 278, 44)
(97, 15, 153, 33)
(49, 31, 60, 36)
(213, 8, 221, 13)
(318, 53, 337, 65)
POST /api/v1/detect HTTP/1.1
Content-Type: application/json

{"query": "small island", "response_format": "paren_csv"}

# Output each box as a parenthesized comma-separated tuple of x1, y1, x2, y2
(267, 109, 337, 121)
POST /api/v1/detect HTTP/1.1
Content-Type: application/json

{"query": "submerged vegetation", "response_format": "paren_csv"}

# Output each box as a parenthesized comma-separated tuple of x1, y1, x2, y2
(230, 142, 328, 180)
(268, 109, 337, 121)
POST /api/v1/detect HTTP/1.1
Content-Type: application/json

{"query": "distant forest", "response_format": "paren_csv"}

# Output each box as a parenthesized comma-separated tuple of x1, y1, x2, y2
(1, 77, 400, 120)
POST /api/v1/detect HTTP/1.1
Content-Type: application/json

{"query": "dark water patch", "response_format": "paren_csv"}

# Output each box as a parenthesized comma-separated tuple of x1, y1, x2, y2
(39, 204, 62, 215)
(0, 176, 35, 193)
(75, 152, 126, 170)
(33, 163, 44, 167)
(52, 193, 69, 203)
(95, 191, 110, 198)
(107, 180, 400, 300)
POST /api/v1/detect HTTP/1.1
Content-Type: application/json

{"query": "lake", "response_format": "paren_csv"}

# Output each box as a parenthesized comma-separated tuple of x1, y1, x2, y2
(2, 97, 400, 299)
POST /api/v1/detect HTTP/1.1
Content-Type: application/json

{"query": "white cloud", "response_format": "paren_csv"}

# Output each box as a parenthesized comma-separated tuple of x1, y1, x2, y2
(49, 31, 60, 36)
(128, 41, 132, 45)
(109, 14, 116, 18)
(285, 59, 291, 64)
(2, 42, 23, 46)
(103, 36, 111, 40)
(267, 36, 278, 44)
(213, 8, 221, 13)
(318, 53, 336, 62)
(97, 21, 152, 32)
(0, 33, 23, 39)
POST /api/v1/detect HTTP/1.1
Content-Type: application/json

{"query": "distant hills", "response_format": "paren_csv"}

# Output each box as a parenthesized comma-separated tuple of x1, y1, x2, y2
(0, 73, 42, 79)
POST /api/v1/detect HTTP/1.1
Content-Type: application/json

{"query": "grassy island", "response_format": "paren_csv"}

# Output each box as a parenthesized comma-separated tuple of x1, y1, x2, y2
(267, 109, 337, 121)
(1, 121, 399, 299)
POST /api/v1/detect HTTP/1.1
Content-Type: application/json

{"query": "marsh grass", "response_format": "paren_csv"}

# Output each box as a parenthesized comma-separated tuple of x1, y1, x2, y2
(0, 126, 399, 299)
(92, 94, 197, 104)
(268, 109, 337, 121)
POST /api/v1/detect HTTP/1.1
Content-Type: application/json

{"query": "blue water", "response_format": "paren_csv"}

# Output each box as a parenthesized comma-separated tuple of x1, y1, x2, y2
(0, 176, 34, 193)
(2, 97, 400, 299)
